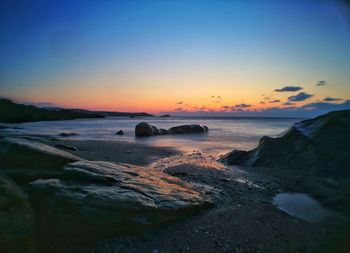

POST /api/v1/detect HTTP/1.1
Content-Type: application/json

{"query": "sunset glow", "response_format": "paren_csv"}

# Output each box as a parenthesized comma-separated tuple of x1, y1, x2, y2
(1, 0, 350, 116)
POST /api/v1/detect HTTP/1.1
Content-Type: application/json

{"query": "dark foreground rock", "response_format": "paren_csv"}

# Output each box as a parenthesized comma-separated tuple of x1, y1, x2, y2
(135, 123, 208, 136)
(220, 110, 350, 177)
(0, 176, 36, 253)
(0, 137, 212, 252)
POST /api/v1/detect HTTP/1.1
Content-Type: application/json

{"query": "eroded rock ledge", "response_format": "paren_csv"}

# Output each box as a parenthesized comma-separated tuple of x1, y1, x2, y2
(0, 137, 214, 251)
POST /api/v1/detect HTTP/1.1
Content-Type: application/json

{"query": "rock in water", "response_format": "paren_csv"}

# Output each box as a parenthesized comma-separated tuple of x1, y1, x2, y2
(220, 110, 350, 177)
(159, 128, 168, 135)
(116, 130, 124, 135)
(58, 132, 79, 137)
(168, 124, 208, 134)
(135, 122, 160, 136)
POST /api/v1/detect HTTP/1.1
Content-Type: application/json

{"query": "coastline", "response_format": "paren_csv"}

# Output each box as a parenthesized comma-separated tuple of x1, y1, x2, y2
(1, 111, 349, 253)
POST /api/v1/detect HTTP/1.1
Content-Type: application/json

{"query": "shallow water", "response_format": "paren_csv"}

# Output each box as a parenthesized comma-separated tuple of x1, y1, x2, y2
(1, 116, 299, 155)
(273, 193, 332, 223)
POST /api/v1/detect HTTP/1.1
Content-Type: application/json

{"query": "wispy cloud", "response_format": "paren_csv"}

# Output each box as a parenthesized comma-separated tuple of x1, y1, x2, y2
(268, 99, 280, 103)
(174, 107, 186, 112)
(274, 86, 303, 92)
(323, 97, 341, 102)
(176, 101, 183, 105)
(288, 92, 313, 102)
(316, 81, 327, 87)
(221, 103, 252, 112)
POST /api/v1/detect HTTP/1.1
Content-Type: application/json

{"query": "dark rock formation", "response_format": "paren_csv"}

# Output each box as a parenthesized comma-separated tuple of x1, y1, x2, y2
(168, 124, 208, 134)
(29, 161, 211, 236)
(116, 130, 124, 135)
(160, 114, 171, 117)
(135, 123, 208, 136)
(0, 176, 36, 253)
(54, 144, 79, 151)
(58, 132, 79, 137)
(135, 122, 160, 136)
(220, 110, 350, 177)
(159, 128, 168, 135)
(0, 137, 212, 251)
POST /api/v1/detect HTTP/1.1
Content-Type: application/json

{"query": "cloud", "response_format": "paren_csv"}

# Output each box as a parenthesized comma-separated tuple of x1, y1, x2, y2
(323, 97, 341, 102)
(288, 92, 314, 102)
(301, 100, 350, 110)
(174, 107, 185, 112)
(167, 99, 350, 117)
(283, 102, 295, 106)
(259, 101, 265, 104)
(194, 106, 206, 110)
(176, 101, 183, 105)
(268, 99, 280, 103)
(316, 81, 327, 87)
(274, 86, 303, 92)
(221, 103, 252, 112)
(235, 103, 251, 108)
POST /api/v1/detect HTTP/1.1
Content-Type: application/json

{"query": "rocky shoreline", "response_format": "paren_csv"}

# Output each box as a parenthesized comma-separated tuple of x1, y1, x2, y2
(1, 111, 350, 253)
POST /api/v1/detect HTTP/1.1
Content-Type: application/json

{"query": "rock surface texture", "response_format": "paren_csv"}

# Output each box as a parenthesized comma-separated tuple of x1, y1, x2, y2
(0, 137, 213, 251)
(220, 110, 350, 177)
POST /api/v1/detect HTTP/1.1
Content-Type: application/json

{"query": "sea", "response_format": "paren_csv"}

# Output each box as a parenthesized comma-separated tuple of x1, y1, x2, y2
(1, 116, 301, 156)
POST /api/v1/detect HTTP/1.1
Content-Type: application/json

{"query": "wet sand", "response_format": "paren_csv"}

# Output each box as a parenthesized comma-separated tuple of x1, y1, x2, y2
(39, 138, 182, 166)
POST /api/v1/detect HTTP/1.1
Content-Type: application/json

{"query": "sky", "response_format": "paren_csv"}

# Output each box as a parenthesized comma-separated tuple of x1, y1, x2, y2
(1, 0, 350, 117)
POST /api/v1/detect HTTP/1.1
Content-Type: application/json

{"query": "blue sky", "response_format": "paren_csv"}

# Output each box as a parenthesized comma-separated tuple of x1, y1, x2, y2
(1, 0, 350, 116)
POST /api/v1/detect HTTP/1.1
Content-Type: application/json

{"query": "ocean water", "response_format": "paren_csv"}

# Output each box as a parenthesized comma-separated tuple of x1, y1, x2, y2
(1, 116, 301, 155)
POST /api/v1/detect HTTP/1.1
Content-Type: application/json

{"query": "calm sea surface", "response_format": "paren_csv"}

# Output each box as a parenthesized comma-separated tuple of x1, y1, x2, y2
(1, 116, 301, 155)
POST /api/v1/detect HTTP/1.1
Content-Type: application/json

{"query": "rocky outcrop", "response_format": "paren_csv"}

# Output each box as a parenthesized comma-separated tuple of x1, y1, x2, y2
(220, 110, 350, 177)
(135, 122, 160, 136)
(135, 123, 208, 136)
(0, 137, 213, 251)
(168, 124, 208, 134)
(115, 130, 124, 135)
(0, 176, 36, 253)
(29, 161, 212, 238)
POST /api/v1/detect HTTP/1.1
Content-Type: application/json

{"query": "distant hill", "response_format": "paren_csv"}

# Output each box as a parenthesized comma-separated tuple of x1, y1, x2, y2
(0, 99, 153, 123)
(90, 110, 153, 117)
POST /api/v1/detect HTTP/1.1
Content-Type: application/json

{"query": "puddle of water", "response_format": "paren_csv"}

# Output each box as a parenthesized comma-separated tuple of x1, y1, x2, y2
(273, 193, 332, 223)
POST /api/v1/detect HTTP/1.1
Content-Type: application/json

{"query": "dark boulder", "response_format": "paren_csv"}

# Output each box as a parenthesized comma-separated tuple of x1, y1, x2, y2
(116, 130, 124, 135)
(159, 128, 168, 135)
(168, 124, 208, 134)
(58, 132, 79, 137)
(135, 122, 160, 136)
(220, 110, 350, 177)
